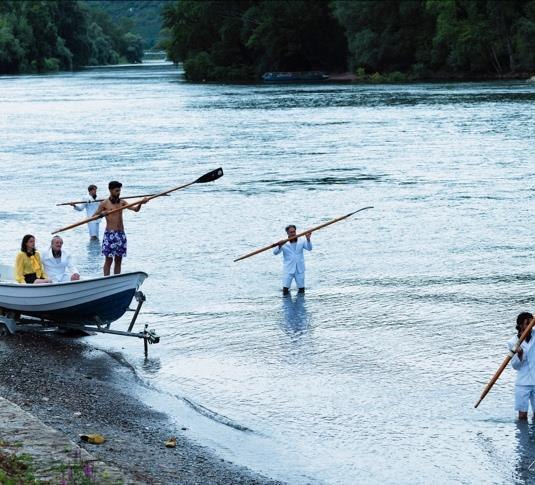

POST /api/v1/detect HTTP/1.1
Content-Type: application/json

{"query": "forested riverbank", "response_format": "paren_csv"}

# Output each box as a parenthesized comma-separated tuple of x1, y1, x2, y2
(2, 0, 534, 81)
(0, 0, 144, 74)
(162, 0, 535, 82)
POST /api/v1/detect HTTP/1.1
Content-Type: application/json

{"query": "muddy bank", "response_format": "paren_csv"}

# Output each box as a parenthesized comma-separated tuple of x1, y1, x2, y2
(0, 332, 280, 484)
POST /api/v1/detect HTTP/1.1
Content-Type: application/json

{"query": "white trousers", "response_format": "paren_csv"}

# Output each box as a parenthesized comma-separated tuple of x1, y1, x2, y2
(515, 385, 535, 412)
(88, 220, 100, 238)
(282, 272, 305, 289)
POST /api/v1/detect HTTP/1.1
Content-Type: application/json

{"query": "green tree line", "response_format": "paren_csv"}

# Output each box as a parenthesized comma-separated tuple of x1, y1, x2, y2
(163, 0, 535, 82)
(88, 0, 171, 49)
(0, 0, 144, 74)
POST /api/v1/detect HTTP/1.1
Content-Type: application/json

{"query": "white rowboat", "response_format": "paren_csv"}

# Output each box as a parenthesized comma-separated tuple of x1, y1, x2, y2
(0, 268, 147, 326)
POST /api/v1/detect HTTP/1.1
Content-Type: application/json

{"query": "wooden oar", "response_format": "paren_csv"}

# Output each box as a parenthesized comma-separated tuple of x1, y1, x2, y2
(234, 206, 373, 262)
(52, 168, 224, 234)
(474, 316, 535, 408)
(56, 193, 170, 206)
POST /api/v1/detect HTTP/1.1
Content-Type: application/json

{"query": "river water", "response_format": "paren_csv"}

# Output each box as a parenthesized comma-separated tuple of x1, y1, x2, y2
(1, 62, 535, 484)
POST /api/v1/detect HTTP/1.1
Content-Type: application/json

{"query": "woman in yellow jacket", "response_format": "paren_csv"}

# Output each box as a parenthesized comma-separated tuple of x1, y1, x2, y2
(15, 234, 51, 284)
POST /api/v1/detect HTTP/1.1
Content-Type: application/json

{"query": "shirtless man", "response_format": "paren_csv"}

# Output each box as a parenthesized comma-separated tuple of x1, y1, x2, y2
(94, 181, 148, 276)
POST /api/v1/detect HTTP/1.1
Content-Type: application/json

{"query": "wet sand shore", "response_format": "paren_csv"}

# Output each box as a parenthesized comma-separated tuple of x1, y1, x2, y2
(0, 332, 280, 484)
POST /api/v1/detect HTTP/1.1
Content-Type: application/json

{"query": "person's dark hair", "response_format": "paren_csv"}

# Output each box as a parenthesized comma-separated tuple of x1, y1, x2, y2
(108, 181, 122, 190)
(285, 224, 296, 233)
(21, 234, 35, 255)
(88, 184, 97, 192)
(516, 312, 533, 337)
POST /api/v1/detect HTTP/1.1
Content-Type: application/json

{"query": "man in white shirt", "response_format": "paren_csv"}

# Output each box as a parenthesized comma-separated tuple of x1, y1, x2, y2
(42, 236, 80, 283)
(71, 184, 100, 240)
(509, 312, 535, 420)
(273, 224, 312, 295)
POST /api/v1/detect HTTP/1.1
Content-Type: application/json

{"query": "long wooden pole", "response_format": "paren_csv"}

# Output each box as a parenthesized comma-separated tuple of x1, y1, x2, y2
(52, 168, 224, 234)
(56, 193, 170, 206)
(233, 206, 373, 262)
(474, 316, 535, 408)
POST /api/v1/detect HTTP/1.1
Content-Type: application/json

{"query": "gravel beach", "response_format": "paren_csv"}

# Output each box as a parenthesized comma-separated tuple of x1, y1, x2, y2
(0, 331, 280, 484)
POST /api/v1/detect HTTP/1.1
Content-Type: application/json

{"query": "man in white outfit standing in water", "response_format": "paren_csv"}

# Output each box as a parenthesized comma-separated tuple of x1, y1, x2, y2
(273, 224, 312, 295)
(70, 184, 100, 240)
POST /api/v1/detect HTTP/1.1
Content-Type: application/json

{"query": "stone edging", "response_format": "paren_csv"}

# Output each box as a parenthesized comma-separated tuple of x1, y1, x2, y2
(0, 396, 134, 483)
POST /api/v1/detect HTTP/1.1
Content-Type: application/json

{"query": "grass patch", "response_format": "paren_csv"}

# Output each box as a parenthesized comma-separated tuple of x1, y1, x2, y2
(0, 448, 36, 483)
(0, 441, 122, 484)
(53, 449, 122, 484)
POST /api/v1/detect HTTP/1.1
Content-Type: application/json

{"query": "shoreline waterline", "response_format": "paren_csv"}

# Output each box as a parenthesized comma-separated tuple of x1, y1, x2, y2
(0, 333, 279, 484)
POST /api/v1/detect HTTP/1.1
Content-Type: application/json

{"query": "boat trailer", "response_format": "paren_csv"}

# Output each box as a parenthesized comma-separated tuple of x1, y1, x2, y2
(0, 291, 160, 357)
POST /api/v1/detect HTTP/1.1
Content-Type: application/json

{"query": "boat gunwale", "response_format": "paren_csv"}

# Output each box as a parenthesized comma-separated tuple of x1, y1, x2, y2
(0, 271, 148, 288)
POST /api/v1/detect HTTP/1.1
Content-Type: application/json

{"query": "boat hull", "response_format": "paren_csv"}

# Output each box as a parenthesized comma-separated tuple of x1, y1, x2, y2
(0, 272, 147, 325)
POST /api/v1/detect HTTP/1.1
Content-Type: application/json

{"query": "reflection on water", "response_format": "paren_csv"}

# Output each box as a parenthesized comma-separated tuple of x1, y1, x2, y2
(281, 294, 310, 337)
(514, 421, 535, 482)
(83, 239, 102, 276)
(87, 238, 101, 254)
(141, 357, 162, 375)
